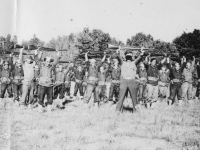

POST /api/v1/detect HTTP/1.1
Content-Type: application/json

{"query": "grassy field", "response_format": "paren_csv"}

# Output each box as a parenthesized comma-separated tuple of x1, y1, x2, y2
(1, 98, 200, 150)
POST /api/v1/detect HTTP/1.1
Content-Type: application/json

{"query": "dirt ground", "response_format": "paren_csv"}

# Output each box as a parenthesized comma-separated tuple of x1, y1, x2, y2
(1, 98, 200, 150)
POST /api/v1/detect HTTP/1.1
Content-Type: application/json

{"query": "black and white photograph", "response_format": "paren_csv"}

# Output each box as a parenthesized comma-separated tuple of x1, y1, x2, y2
(0, 0, 200, 149)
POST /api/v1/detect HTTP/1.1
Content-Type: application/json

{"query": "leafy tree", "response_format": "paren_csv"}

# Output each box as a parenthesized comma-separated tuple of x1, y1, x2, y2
(46, 35, 69, 50)
(110, 38, 124, 46)
(0, 35, 19, 52)
(46, 33, 79, 61)
(173, 29, 200, 56)
(126, 32, 154, 48)
(153, 40, 177, 53)
(6, 34, 11, 43)
(75, 28, 112, 52)
(29, 34, 45, 46)
(21, 34, 45, 48)
(173, 29, 200, 49)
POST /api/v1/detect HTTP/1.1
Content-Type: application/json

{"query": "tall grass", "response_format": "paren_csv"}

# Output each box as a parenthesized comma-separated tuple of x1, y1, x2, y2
(1, 98, 199, 150)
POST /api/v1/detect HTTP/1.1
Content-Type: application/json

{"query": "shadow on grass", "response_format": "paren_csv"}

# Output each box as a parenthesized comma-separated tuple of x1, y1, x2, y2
(122, 106, 133, 113)
(63, 99, 73, 105)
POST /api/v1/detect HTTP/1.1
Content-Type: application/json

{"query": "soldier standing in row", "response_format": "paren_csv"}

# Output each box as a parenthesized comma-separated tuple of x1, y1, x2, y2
(116, 48, 144, 112)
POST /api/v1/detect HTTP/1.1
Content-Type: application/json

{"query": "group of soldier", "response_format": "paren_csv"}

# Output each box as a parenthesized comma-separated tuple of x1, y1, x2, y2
(0, 46, 199, 113)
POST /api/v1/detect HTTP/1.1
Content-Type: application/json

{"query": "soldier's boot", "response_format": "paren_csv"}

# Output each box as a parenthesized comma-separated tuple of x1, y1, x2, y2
(146, 102, 151, 109)
(168, 100, 172, 106)
(59, 99, 64, 108)
(79, 96, 83, 101)
(15, 100, 20, 106)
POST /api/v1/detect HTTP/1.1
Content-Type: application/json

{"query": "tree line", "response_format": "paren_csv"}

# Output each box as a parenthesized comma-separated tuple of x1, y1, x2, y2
(0, 28, 200, 60)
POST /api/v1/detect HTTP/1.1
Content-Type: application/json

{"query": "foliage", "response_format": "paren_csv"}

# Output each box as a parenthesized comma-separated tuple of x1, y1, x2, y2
(126, 32, 178, 57)
(9, 98, 200, 150)
(153, 40, 177, 53)
(110, 38, 124, 46)
(21, 34, 45, 47)
(76, 28, 122, 52)
(46, 33, 79, 61)
(173, 29, 200, 49)
(173, 29, 200, 56)
(46, 35, 69, 50)
(126, 32, 154, 48)
(0, 34, 18, 53)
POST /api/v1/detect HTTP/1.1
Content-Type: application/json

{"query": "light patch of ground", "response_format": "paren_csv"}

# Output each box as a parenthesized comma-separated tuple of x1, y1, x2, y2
(1, 98, 200, 150)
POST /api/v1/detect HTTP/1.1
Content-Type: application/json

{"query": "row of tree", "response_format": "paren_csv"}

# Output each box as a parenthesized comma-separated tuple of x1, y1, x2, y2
(1, 28, 200, 60)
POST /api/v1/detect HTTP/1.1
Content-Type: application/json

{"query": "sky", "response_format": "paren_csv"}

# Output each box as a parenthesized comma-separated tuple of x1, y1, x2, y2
(0, 0, 200, 44)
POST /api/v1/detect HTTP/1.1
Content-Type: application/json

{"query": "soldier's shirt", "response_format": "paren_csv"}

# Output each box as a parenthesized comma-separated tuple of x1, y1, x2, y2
(108, 65, 121, 80)
(74, 68, 84, 80)
(121, 61, 137, 78)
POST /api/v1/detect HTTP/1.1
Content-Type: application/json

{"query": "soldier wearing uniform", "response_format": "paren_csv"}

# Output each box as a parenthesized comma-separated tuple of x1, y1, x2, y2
(12, 59, 24, 104)
(84, 52, 106, 108)
(116, 47, 144, 112)
(53, 64, 66, 108)
(0, 57, 13, 108)
(37, 51, 61, 112)
(137, 62, 148, 105)
(19, 48, 41, 108)
(108, 53, 121, 104)
(180, 57, 196, 105)
(168, 57, 186, 105)
(73, 64, 85, 99)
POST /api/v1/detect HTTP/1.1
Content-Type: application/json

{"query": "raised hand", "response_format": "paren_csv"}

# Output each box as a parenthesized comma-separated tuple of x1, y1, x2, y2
(9, 52, 14, 57)
(116, 46, 121, 54)
(140, 47, 145, 55)
(167, 57, 170, 63)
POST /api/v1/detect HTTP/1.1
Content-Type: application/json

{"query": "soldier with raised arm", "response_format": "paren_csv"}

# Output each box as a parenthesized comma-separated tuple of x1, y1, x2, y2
(19, 47, 42, 108)
(116, 47, 144, 113)
(37, 50, 61, 112)
(84, 52, 106, 108)
(11, 57, 24, 105)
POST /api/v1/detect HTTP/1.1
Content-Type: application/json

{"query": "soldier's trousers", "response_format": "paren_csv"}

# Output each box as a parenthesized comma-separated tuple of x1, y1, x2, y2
(0, 83, 13, 98)
(116, 79, 138, 112)
(20, 81, 34, 105)
(109, 83, 120, 103)
(196, 82, 200, 98)
(84, 84, 97, 104)
(38, 85, 53, 106)
(181, 82, 193, 101)
(82, 83, 87, 94)
(96, 85, 107, 102)
(33, 83, 39, 99)
(53, 84, 65, 99)
(64, 83, 70, 96)
(74, 82, 84, 96)
(146, 84, 158, 102)
(138, 83, 147, 102)
(158, 85, 169, 98)
(168, 82, 182, 103)
(13, 84, 23, 101)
